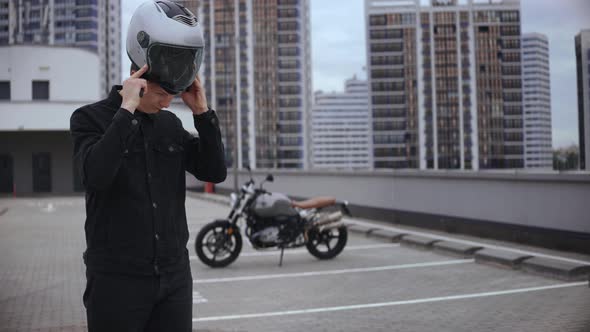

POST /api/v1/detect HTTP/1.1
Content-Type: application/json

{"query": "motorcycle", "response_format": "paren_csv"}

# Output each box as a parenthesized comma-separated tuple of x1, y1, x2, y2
(194, 167, 351, 268)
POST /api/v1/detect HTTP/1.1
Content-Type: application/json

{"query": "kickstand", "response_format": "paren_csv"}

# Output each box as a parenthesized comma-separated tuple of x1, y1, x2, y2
(278, 246, 285, 267)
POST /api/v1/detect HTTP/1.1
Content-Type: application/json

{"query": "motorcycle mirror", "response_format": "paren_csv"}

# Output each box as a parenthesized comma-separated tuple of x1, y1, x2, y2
(266, 174, 274, 182)
(244, 164, 253, 183)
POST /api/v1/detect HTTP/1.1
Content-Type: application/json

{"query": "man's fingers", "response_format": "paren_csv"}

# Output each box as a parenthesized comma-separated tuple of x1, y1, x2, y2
(138, 80, 147, 97)
(130, 64, 148, 79)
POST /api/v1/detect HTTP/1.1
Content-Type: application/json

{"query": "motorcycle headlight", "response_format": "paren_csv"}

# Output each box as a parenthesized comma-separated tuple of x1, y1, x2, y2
(230, 193, 239, 209)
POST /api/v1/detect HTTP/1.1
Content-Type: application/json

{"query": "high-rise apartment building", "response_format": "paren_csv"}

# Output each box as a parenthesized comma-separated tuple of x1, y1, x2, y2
(522, 33, 552, 169)
(575, 29, 590, 170)
(311, 76, 371, 170)
(0, 0, 121, 96)
(196, 0, 312, 170)
(365, 0, 524, 170)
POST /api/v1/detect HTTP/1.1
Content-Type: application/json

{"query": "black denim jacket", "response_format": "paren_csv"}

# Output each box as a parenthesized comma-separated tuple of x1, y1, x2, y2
(70, 86, 226, 276)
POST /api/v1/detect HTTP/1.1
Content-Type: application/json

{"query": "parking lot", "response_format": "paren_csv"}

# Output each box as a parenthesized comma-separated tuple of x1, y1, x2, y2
(0, 196, 589, 332)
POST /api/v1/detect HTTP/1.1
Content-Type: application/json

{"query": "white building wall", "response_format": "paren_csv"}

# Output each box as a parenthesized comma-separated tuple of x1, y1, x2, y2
(0, 45, 101, 101)
(0, 0, 120, 97)
(522, 33, 552, 169)
(311, 77, 371, 170)
(0, 44, 196, 140)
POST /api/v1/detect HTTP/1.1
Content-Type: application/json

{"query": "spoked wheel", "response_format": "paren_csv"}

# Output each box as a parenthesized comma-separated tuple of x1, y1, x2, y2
(195, 220, 242, 268)
(306, 225, 348, 260)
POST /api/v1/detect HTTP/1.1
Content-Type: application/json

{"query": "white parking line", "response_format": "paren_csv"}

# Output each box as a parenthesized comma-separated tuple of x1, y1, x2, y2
(189, 243, 400, 260)
(193, 259, 473, 284)
(192, 281, 587, 322)
(192, 291, 208, 304)
(349, 219, 590, 265)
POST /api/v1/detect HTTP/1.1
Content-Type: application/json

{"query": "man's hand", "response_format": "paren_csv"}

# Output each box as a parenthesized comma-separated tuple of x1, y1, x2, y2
(181, 76, 208, 115)
(120, 64, 148, 113)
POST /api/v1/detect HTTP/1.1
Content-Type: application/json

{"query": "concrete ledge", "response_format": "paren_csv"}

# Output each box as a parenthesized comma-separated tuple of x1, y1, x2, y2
(475, 249, 533, 269)
(367, 229, 407, 242)
(345, 224, 374, 235)
(520, 257, 590, 281)
(400, 235, 442, 250)
(433, 241, 484, 258)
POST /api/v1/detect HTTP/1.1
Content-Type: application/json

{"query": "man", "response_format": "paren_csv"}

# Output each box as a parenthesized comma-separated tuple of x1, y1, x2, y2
(69, 1, 225, 330)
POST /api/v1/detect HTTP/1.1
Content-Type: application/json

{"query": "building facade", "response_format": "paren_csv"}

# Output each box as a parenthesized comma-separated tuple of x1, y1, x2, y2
(311, 76, 371, 170)
(522, 33, 552, 169)
(0, 45, 202, 194)
(365, 0, 524, 170)
(0, 0, 121, 97)
(575, 29, 590, 170)
(0, 45, 100, 194)
(195, 0, 312, 170)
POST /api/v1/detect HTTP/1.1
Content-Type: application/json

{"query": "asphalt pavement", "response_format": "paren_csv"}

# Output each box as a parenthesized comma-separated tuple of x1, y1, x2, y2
(0, 196, 589, 332)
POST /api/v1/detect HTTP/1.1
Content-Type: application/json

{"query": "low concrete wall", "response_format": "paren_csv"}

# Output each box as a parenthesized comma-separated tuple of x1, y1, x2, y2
(214, 170, 590, 246)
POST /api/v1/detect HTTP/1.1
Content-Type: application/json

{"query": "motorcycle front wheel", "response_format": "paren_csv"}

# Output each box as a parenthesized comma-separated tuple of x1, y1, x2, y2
(306, 226, 348, 260)
(195, 220, 242, 268)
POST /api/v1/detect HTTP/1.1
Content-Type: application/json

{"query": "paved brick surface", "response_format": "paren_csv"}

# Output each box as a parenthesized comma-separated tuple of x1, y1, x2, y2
(0, 196, 589, 332)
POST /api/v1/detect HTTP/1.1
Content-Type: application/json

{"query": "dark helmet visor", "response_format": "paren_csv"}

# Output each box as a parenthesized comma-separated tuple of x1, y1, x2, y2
(145, 43, 203, 94)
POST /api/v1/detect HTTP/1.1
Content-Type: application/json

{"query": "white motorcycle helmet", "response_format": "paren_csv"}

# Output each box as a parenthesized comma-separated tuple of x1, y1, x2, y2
(126, 0, 204, 94)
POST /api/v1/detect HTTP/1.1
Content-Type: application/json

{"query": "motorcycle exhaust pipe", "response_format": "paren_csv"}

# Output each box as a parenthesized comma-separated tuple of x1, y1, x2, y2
(313, 211, 343, 227)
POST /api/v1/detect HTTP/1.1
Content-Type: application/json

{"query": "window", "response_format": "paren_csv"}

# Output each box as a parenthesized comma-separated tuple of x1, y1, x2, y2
(76, 32, 97, 42)
(32, 81, 49, 100)
(278, 47, 299, 56)
(0, 81, 10, 100)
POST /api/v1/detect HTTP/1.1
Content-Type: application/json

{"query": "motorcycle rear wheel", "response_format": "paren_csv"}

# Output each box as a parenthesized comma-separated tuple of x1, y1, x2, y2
(306, 226, 347, 260)
(195, 220, 242, 268)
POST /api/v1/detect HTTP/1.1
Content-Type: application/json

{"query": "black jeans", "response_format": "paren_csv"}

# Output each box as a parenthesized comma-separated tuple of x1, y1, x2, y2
(83, 264, 193, 332)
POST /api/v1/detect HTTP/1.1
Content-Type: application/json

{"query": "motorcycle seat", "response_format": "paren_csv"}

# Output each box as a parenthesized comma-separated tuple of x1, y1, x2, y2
(291, 196, 336, 209)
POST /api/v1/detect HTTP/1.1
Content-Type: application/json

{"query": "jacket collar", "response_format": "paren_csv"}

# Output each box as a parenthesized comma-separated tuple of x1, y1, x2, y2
(106, 85, 123, 109)
(107, 85, 156, 121)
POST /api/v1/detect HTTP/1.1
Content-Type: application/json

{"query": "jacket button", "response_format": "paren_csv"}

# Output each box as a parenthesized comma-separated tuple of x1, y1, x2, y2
(152, 202, 157, 208)
(168, 146, 174, 152)
(155, 233, 160, 241)
(132, 119, 138, 125)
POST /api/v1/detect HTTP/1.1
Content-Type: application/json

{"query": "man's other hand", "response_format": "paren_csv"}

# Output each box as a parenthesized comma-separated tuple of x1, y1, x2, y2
(181, 76, 208, 115)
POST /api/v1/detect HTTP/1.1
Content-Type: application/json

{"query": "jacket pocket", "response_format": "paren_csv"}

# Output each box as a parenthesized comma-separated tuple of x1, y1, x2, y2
(153, 141, 184, 180)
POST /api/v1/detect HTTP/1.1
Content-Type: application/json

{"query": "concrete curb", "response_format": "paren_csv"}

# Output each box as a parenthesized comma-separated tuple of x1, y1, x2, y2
(345, 224, 375, 235)
(433, 241, 484, 259)
(400, 235, 442, 250)
(367, 229, 407, 242)
(474, 249, 533, 270)
(520, 257, 590, 282)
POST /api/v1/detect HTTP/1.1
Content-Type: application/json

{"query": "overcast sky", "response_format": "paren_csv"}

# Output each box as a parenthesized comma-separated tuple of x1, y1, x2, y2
(120, 0, 590, 148)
